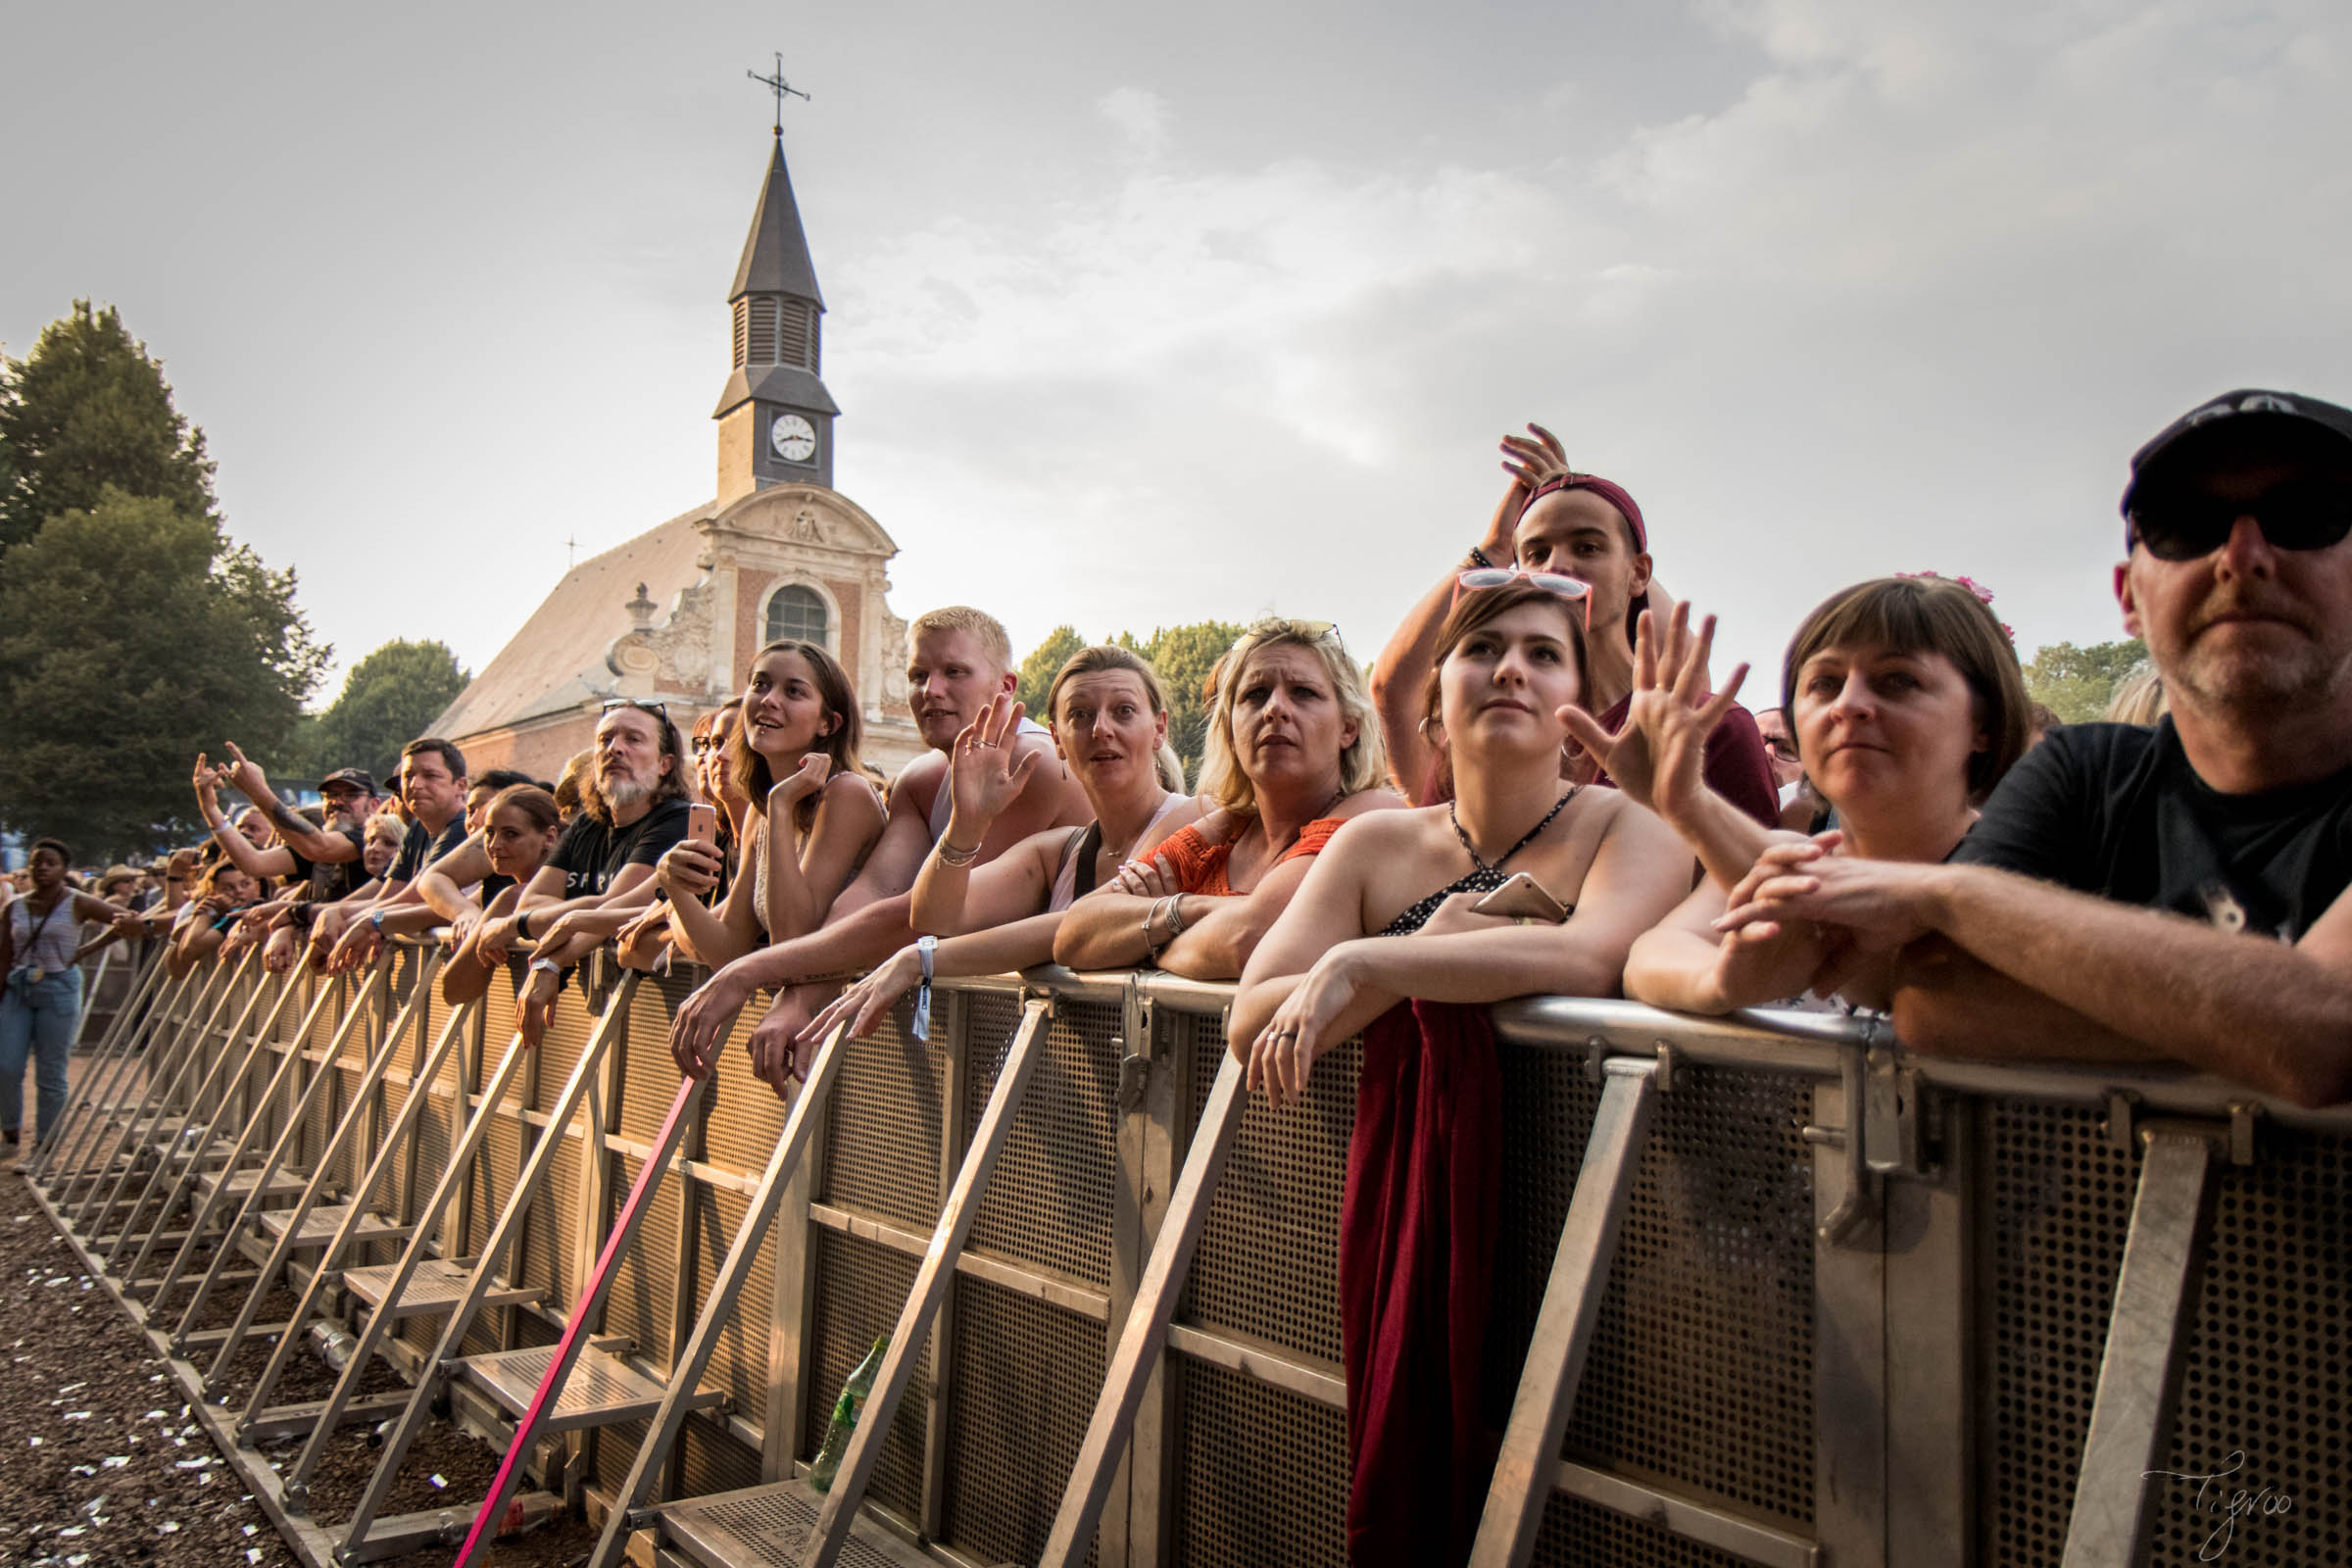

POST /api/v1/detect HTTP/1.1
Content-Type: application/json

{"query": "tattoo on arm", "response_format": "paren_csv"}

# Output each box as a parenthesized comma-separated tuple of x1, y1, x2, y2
(261, 794, 309, 838)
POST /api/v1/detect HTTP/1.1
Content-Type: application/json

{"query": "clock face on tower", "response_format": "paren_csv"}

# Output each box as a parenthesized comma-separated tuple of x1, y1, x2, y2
(770, 413, 818, 464)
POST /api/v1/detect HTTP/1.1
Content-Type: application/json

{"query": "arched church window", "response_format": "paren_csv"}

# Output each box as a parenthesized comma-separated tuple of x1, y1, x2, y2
(765, 584, 829, 648)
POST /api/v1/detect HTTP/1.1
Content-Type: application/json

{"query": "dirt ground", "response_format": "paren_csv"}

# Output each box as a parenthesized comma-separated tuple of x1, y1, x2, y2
(4, 1058, 606, 1568)
(0, 1165, 301, 1568)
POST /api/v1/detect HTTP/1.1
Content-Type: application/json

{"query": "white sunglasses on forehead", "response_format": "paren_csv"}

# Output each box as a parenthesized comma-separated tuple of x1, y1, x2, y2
(1456, 566, 1592, 628)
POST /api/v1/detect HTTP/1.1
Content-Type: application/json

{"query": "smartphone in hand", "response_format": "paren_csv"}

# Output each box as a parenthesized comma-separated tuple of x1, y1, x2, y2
(1469, 871, 1570, 924)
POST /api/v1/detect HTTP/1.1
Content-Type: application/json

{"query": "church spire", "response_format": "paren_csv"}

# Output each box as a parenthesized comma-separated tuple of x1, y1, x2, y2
(715, 89, 839, 502)
(729, 137, 825, 308)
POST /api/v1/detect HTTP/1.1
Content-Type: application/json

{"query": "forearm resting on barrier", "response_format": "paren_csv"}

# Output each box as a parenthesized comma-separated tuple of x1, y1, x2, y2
(1764, 859, 2352, 1107)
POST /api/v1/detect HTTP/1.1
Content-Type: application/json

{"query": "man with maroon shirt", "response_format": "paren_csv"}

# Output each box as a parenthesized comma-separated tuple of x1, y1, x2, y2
(1373, 423, 1780, 823)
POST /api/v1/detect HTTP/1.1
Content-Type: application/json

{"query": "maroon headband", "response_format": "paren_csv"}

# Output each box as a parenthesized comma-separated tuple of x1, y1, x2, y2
(1518, 472, 1648, 554)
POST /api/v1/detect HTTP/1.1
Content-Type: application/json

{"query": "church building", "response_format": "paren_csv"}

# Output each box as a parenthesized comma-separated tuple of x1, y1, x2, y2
(430, 130, 924, 784)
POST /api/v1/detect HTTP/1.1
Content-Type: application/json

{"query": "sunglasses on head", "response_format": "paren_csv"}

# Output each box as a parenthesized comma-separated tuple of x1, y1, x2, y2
(602, 698, 669, 718)
(2127, 478, 2352, 563)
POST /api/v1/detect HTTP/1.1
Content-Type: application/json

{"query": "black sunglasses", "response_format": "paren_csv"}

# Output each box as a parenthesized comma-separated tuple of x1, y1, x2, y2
(2128, 478, 2352, 563)
(602, 698, 669, 719)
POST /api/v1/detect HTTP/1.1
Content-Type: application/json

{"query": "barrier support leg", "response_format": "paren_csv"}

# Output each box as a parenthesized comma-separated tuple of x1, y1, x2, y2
(238, 998, 477, 1428)
(280, 1027, 531, 1501)
(169, 962, 387, 1350)
(2058, 1126, 2221, 1568)
(202, 950, 442, 1387)
(800, 998, 1051, 1568)
(1467, 1056, 1660, 1568)
(1038, 1048, 1250, 1568)
(580, 1017, 853, 1568)
(146, 974, 346, 1320)
(335, 975, 639, 1559)
(449, 1062, 717, 1568)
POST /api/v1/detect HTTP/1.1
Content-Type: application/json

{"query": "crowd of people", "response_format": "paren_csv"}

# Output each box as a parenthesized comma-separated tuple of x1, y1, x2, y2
(11, 386, 2351, 1565)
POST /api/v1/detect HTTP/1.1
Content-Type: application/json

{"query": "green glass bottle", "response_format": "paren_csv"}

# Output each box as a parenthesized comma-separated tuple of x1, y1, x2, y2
(808, 1335, 890, 1494)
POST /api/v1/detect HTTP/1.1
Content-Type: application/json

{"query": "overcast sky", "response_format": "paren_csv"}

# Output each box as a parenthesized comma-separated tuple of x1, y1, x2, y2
(6, 0, 2348, 705)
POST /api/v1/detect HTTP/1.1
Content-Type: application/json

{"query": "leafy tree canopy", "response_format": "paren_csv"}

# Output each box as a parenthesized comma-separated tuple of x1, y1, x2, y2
(297, 639, 472, 783)
(0, 490, 327, 856)
(0, 299, 216, 558)
(2023, 637, 2148, 724)
(1012, 625, 1086, 717)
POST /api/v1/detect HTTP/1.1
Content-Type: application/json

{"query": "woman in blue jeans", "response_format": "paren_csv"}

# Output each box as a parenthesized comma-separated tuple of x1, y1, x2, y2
(1, 839, 141, 1158)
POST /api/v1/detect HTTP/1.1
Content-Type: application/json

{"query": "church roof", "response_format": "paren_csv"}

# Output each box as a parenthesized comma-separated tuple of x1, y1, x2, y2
(430, 502, 716, 743)
(730, 138, 824, 307)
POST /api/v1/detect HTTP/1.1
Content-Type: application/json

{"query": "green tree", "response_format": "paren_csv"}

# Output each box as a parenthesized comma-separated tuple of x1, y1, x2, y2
(2024, 638, 2148, 723)
(1013, 625, 1086, 716)
(299, 639, 472, 782)
(0, 490, 328, 856)
(0, 300, 216, 558)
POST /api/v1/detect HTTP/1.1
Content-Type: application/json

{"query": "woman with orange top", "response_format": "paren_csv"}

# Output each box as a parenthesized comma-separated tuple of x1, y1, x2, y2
(1052, 617, 1402, 979)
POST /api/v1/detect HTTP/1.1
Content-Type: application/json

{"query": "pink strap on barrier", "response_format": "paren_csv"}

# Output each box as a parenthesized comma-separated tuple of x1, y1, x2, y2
(451, 1071, 703, 1567)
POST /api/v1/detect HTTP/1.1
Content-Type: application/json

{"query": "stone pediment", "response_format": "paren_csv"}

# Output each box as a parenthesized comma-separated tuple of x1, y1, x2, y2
(703, 483, 896, 569)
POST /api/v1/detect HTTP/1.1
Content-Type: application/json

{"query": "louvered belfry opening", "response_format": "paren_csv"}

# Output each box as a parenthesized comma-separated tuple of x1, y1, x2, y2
(731, 295, 818, 372)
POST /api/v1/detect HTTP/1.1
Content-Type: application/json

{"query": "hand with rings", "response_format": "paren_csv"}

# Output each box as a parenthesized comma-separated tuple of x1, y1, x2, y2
(947, 692, 1038, 838)
(1109, 854, 1179, 900)
(1244, 947, 1365, 1111)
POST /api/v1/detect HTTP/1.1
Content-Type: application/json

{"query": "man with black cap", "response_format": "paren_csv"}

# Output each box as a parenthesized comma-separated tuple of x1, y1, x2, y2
(192, 748, 375, 904)
(1721, 389, 2352, 1107)
(1373, 422, 1780, 824)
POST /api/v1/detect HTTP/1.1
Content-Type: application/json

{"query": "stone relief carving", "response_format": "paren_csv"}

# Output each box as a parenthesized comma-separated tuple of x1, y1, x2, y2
(606, 576, 717, 695)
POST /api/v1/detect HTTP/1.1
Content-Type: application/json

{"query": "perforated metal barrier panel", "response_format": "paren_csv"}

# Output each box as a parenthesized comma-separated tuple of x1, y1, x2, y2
(1979, 1100, 2348, 1568)
(116, 950, 2352, 1568)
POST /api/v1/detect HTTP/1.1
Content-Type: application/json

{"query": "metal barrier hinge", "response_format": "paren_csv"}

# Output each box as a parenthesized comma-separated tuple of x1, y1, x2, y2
(1862, 1049, 1938, 1177)
(1115, 994, 1156, 1112)
(2106, 1088, 2261, 1166)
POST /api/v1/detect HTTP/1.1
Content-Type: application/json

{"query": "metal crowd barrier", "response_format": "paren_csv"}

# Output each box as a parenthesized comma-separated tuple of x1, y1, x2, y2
(29, 940, 2349, 1568)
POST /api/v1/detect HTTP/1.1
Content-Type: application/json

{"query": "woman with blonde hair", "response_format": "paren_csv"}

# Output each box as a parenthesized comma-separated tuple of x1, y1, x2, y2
(1054, 617, 1402, 978)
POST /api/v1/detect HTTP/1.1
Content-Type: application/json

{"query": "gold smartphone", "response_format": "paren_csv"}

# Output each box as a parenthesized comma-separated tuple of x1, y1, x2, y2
(1469, 871, 1570, 924)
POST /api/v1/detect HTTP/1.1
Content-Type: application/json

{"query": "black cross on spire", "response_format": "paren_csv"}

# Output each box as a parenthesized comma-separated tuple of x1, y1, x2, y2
(746, 51, 809, 137)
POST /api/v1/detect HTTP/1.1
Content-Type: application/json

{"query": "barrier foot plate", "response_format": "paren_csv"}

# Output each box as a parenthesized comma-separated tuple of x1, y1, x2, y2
(456, 1344, 723, 1435)
(659, 1481, 929, 1568)
(345, 1257, 544, 1317)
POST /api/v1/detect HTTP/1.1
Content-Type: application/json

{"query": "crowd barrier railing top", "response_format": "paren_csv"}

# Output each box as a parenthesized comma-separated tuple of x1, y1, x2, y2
(363, 933, 2352, 1134)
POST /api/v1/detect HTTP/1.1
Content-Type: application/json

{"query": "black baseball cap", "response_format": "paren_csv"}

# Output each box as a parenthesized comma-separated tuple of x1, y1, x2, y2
(318, 767, 378, 796)
(2122, 389, 2352, 536)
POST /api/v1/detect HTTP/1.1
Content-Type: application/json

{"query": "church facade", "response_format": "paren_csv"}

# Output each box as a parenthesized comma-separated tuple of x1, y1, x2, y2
(430, 135, 924, 786)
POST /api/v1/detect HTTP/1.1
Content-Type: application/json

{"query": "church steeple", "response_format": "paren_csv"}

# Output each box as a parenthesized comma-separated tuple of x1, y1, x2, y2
(715, 134, 839, 502)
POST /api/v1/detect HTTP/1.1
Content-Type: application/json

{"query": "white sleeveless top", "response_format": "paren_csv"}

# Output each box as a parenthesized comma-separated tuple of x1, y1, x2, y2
(1047, 793, 1193, 913)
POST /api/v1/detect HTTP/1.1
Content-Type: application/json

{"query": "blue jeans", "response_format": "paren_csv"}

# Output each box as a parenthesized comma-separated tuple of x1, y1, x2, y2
(0, 966, 80, 1145)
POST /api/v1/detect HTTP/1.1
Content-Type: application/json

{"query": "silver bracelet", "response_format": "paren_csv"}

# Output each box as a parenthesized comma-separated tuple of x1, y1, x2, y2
(935, 837, 981, 868)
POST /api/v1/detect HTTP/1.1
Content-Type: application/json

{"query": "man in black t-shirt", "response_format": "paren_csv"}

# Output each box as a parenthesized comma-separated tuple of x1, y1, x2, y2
(318, 739, 470, 970)
(480, 701, 696, 1045)
(1724, 390, 2352, 1107)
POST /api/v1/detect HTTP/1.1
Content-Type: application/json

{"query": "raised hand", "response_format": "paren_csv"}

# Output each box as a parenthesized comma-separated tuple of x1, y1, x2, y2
(768, 750, 833, 810)
(1559, 602, 1747, 822)
(221, 740, 270, 806)
(947, 694, 1039, 835)
(191, 754, 223, 811)
(1498, 421, 1568, 493)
